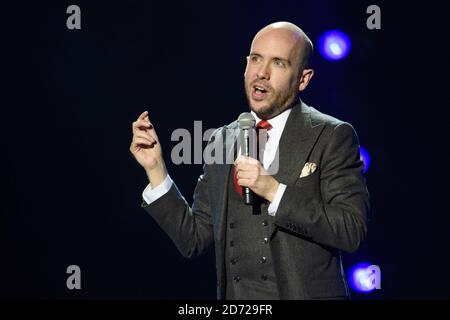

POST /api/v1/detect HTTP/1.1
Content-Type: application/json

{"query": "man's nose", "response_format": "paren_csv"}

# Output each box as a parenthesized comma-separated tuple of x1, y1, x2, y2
(257, 62, 270, 80)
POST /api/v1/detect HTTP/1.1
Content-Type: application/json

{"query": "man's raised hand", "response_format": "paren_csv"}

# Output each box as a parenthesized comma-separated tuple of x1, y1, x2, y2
(130, 111, 167, 187)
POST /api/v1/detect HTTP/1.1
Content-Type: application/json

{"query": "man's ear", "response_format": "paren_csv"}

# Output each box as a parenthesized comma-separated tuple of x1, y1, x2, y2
(298, 68, 314, 91)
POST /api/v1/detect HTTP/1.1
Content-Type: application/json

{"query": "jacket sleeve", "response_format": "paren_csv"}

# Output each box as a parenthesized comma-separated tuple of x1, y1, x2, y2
(141, 129, 222, 258)
(273, 122, 369, 253)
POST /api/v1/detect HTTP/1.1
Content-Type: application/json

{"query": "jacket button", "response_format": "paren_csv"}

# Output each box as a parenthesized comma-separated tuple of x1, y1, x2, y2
(231, 259, 237, 265)
(233, 276, 240, 282)
(259, 256, 267, 263)
(263, 237, 269, 244)
(229, 222, 235, 229)
(230, 240, 234, 247)
(262, 220, 268, 226)
(261, 274, 268, 280)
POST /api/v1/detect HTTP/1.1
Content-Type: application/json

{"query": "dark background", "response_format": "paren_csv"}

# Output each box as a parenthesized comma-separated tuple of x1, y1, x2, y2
(1, 0, 449, 299)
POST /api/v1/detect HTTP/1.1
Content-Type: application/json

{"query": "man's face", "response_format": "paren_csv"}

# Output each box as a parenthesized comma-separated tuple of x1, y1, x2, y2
(244, 29, 303, 119)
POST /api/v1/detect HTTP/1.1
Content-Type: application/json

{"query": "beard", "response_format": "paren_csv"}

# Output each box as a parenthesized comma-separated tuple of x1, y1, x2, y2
(245, 81, 299, 119)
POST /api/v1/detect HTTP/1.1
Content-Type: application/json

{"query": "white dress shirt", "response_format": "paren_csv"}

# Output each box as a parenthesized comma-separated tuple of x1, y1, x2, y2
(142, 108, 291, 216)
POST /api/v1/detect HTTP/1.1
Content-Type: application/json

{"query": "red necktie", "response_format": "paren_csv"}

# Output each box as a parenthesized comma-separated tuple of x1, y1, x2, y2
(256, 119, 272, 131)
(233, 120, 272, 197)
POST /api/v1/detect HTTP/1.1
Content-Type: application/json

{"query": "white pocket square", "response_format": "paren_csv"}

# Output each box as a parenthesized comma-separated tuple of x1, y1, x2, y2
(300, 162, 317, 178)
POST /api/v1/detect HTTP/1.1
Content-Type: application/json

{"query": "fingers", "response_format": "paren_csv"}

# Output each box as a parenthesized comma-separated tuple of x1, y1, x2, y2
(234, 155, 259, 166)
(236, 178, 253, 187)
(138, 110, 148, 120)
(138, 110, 153, 126)
(236, 170, 255, 180)
(133, 111, 159, 143)
(130, 111, 162, 156)
(134, 131, 156, 144)
(234, 156, 261, 173)
(133, 120, 160, 144)
(131, 137, 154, 150)
(235, 156, 263, 186)
(132, 118, 152, 134)
(236, 174, 257, 188)
(236, 162, 260, 176)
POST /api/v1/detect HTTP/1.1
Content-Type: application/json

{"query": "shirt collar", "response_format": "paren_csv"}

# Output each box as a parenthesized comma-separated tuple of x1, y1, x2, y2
(251, 107, 292, 133)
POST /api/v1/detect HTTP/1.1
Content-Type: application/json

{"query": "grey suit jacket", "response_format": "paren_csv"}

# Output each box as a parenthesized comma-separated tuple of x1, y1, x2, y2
(142, 100, 369, 299)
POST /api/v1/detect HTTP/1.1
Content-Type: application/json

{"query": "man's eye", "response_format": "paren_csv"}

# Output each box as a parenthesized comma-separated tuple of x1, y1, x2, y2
(250, 56, 260, 62)
(274, 60, 285, 67)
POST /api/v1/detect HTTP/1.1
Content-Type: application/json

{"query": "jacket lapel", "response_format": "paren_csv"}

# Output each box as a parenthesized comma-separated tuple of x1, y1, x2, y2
(273, 100, 325, 186)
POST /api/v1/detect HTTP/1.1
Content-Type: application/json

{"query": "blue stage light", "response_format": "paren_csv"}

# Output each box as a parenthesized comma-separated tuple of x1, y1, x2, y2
(349, 263, 381, 293)
(319, 30, 351, 61)
(359, 146, 371, 174)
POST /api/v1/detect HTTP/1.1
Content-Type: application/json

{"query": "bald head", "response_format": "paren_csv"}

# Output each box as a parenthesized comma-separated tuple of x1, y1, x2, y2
(251, 22, 313, 70)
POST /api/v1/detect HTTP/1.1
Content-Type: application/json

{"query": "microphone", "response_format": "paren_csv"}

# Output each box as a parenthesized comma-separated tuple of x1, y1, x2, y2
(237, 112, 256, 205)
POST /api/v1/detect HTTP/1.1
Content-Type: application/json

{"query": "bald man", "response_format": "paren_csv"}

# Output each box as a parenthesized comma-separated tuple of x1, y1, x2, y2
(130, 22, 369, 300)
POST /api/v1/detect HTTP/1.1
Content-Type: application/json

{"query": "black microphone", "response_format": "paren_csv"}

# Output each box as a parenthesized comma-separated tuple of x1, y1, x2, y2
(237, 112, 256, 205)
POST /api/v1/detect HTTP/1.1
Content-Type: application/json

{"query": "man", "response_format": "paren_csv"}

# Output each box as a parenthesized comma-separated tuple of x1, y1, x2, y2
(130, 22, 369, 300)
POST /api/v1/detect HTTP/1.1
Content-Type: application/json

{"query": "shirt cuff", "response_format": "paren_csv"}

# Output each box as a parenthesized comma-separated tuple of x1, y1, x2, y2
(142, 174, 173, 205)
(267, 183, 287, 216)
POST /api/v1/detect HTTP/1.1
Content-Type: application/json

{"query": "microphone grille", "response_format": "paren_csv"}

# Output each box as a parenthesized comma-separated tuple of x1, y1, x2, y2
(237, 112, 256, 129)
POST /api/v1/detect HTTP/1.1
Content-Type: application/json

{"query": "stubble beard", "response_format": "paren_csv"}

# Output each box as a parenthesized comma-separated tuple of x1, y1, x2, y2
(245, 81, 299, 119)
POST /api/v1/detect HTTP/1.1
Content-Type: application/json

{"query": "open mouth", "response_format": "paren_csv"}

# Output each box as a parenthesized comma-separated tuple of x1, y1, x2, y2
(252, 84, 270, 101)
(254, 85, 268, 94)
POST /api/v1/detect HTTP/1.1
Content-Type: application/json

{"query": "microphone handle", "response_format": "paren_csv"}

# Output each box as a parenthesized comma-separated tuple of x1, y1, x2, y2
(243, 129, 253, 205)
(244, 187, 253, 205)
